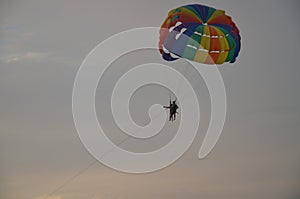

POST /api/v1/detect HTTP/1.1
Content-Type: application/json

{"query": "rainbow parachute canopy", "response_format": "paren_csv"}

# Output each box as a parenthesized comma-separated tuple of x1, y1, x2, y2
(159, 4, 241, 64)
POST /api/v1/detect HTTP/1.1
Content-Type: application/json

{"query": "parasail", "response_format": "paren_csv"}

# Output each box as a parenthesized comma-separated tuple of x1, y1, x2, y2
(159, 4, 241, 64)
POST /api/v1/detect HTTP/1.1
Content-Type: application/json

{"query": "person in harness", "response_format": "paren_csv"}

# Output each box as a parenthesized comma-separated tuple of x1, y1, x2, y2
(163, 100, 179, 121)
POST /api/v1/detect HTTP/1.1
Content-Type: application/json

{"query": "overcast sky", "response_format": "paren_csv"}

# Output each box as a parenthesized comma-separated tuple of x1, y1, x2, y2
(1, 0, 300, 199)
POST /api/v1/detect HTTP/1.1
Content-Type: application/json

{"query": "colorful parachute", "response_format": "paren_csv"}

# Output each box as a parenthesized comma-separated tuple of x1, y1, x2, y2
(159, 4, 241, 64)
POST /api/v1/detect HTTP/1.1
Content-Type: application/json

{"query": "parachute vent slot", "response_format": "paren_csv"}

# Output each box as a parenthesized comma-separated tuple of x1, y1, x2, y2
(194, 31, 229, 38)
(186, 44, 235, 53)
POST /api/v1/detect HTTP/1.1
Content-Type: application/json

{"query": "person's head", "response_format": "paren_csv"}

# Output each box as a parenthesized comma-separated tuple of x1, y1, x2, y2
(172, 101, 176, 104)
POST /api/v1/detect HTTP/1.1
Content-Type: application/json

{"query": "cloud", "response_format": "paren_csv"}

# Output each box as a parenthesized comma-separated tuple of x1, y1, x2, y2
(0, 51, 49, 63)
(35, 196, 62, 199)
(0, 25, 19, 31)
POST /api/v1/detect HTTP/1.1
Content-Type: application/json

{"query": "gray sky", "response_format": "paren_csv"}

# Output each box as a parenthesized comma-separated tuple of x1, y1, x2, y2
(1, 0, 300, 199)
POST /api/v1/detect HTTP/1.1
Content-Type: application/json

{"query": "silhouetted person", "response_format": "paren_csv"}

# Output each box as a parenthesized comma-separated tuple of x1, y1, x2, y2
(163, 100, 179, 121)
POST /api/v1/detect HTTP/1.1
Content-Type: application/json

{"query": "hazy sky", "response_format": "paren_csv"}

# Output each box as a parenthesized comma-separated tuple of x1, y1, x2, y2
(1, 0, 300, 199)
